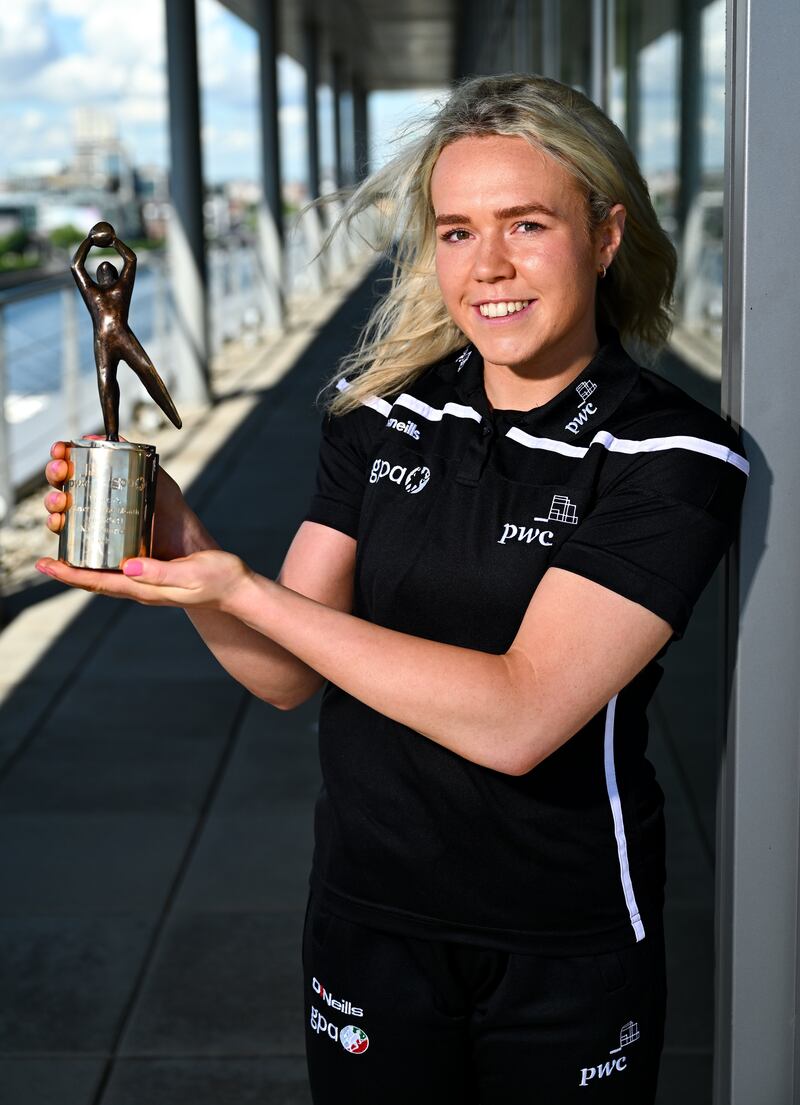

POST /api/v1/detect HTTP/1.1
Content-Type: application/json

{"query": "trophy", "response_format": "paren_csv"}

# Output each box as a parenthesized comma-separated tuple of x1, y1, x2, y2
(58, 221, 182, 569)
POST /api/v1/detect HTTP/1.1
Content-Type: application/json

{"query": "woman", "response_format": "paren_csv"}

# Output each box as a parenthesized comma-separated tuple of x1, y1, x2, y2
(38, 75, 748, 1103)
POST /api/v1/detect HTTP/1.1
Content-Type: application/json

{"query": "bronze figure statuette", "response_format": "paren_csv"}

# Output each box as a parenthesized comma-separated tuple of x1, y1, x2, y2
(58, 221, 180, 569)
(70, 221, 182, 440)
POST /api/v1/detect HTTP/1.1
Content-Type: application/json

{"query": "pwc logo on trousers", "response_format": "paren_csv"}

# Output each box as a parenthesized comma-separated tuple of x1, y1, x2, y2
(579, 1020, 640, 1088)
(369, 457, 431, 494)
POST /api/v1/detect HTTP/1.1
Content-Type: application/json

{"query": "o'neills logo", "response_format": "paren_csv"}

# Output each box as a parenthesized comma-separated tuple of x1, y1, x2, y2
(312, 977, 364, 1017)
(369, 458, 431, 494)
(386, 416, 421, 440)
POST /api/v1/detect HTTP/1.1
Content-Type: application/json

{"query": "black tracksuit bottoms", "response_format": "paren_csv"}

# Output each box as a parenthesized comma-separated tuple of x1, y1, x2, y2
(303, 891, 667, 1104)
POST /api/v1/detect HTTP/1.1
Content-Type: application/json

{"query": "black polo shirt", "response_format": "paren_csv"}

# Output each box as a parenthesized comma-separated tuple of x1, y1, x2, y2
(304, 325, 748, 955)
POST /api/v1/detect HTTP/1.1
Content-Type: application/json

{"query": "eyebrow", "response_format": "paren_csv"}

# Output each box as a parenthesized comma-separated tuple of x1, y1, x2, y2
(434, 202, 559, 227)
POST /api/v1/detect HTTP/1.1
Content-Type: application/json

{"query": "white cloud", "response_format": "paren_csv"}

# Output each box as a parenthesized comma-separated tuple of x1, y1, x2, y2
(20, 108, 47, 130)
(49, 0, 100, 15)
(117, 97, 167, 125)
(0, 0, 169, 177)
(0, 0, 58, 82)
(278, 55, 306, 106)
(30, 52, 128, 102)
(0, 108, 71, 169)
(639, 30, 679, 94)
(78, 0, 165, 68)
(198, 0, 257, 107)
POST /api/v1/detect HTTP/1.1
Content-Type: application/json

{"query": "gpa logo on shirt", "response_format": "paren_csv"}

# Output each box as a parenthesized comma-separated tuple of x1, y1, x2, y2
(369, 457, 431, 494)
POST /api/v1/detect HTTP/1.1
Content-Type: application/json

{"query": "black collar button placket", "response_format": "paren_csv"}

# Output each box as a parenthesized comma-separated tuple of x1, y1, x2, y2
(456, 417, 494, 487)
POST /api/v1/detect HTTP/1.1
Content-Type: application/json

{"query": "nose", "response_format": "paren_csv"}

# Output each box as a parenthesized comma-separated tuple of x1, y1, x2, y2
(471, 230, 515, 282)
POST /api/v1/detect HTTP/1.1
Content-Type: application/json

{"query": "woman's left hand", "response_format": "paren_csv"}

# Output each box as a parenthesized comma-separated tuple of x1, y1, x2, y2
(35, 549, 254, 613)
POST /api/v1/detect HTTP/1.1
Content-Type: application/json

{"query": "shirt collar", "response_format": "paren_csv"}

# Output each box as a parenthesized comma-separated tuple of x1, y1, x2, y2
(439, 324, 641, 440)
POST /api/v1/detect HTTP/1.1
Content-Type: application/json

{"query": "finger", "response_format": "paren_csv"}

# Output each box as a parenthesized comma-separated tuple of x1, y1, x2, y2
(43, 490, 66, 514)
(45, 511, 66, 534)
(36, 558, 125, 592)
(45, 459, 68, 488)
(35, 557, 180, 605)
(121, 556, 199, 590)
(50, 441, 68, 460)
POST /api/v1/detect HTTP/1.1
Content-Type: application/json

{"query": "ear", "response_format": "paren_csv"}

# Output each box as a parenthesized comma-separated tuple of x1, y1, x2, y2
(597, 203, 626, 268)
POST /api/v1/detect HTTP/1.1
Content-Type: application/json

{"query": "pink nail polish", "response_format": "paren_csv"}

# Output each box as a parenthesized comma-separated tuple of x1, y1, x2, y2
(123, 560, 143, 576)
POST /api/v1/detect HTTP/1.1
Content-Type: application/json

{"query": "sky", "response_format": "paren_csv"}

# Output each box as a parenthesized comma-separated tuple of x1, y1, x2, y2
(0, 0, 725, 187)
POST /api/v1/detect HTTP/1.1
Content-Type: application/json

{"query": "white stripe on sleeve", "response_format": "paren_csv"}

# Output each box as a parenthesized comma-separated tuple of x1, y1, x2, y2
(590, 429, 750, 475)
(335, 377, 392, 417)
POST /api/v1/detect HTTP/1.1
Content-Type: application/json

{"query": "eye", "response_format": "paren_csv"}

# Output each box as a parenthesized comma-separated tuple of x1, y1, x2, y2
(515, 221, 545, 234)
(439, 228, 472, 242)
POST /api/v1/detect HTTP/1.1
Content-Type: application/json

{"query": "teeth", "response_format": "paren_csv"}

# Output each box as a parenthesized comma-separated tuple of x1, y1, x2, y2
(479, 300, 530, 317)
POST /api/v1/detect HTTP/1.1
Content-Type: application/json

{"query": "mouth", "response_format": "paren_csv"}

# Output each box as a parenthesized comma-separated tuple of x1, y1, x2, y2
(472, 299, 537, 324)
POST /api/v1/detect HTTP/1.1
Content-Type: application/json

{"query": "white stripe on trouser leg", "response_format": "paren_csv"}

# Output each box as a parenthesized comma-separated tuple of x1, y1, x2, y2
(604, 694, 646, 941)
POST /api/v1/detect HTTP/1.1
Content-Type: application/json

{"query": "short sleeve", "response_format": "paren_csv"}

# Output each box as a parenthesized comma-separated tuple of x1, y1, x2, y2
(549, 442, 748, 640)
(303, 408, 377, 539)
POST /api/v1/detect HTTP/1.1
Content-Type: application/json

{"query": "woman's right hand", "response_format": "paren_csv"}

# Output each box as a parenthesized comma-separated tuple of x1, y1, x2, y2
(43, 437, 220, 560)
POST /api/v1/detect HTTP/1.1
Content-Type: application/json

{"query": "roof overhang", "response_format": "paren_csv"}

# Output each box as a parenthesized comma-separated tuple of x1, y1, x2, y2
(223, 0, 456, 90)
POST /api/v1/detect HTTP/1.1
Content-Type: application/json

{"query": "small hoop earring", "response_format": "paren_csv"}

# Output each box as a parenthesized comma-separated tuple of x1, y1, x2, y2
(598, 264, 607, 279)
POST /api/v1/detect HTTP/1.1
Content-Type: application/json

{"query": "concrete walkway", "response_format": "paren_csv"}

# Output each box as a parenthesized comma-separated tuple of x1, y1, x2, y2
(0, 275, 722, 1104)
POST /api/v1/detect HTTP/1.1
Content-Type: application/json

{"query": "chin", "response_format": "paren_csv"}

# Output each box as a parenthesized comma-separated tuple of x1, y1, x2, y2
(475, 335, 543, 367)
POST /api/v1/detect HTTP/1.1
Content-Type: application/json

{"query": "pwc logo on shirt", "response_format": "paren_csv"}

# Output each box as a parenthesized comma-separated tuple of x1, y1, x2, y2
(369, 457, 431, 494)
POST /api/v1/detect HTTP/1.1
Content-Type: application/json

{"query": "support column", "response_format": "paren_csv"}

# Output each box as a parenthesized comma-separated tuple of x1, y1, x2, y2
(591, 0, 609, 111)
(353, 76, 369, 182)
(300, 20, 325, 292)
(164, 0, 210, 405)
(676, 0, 703, 324)
(332, 52, 345, 191)
(715, 0, 800, 1100)
(624, 0, 641, 162)
(514, 0, 532, 74)
(303, 21, 321, 201)
(255, 0, 284, 333)
(541, 0, 559, 80)
(0, 309, 12, 523)
(541, 0, 561, 80)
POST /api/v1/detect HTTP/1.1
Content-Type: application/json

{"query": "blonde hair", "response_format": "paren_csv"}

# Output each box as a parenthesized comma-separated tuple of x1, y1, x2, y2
(319, 73, 677, 415)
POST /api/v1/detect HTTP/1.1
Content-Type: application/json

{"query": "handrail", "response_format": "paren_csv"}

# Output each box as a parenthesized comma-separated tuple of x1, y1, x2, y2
(0, 251, 166, 308)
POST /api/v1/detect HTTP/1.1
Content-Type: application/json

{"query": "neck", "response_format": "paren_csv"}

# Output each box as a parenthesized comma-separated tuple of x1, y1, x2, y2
(482, 320, 601, 411)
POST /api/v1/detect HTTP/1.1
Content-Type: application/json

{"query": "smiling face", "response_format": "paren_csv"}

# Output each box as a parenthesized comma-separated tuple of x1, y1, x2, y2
(430, 134, 624, 388)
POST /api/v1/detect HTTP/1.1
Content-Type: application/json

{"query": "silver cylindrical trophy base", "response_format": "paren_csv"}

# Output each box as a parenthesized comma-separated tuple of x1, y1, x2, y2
(58, 439, 159, 570)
